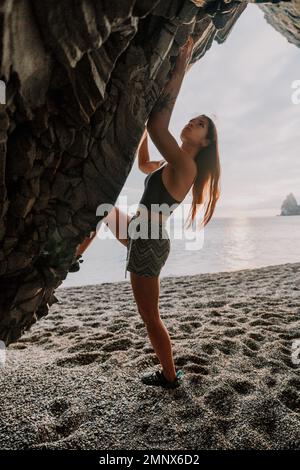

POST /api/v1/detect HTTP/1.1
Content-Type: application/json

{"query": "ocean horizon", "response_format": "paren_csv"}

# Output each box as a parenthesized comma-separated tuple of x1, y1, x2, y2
(60, 214, 300, 288)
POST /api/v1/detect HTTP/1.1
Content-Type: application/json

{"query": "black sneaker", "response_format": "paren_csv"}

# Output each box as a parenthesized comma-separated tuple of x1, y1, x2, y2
(141, 369, 184, 389)
(68, 254, 84, 272)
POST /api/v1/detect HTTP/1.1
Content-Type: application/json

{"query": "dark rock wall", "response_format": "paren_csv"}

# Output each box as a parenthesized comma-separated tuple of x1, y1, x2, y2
(0, 0, 299, 346)
(258, 0, 300, 48)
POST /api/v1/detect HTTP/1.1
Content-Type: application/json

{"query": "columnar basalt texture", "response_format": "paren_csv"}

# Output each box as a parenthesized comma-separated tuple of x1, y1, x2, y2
(0, 0, 299, 346)
(258, 0, 300, 48)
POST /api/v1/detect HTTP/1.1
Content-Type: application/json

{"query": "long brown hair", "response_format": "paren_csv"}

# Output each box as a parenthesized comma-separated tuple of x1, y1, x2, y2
(185, 115, 221, 230)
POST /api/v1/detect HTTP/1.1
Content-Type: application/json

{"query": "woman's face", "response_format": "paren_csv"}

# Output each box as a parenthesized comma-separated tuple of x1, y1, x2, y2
(180, 115, 209, 148)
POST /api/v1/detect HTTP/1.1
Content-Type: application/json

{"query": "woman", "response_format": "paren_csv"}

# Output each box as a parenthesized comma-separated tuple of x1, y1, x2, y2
(72, 37, 221, 389)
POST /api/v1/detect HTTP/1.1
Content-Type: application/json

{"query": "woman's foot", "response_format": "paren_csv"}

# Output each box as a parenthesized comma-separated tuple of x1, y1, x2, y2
(68, 254, 84, 272)
(141, 369, 184, 389)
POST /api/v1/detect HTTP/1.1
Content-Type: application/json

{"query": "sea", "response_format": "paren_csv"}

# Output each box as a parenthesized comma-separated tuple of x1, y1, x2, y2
(60, 215, 300, 288)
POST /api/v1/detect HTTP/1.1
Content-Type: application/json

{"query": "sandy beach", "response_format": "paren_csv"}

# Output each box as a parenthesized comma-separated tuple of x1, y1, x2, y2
(0, 262, 299, 450)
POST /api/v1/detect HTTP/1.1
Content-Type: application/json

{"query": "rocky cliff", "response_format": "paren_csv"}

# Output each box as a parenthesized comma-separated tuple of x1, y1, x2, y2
(280, 193, 300, 215)
(0, 0, 299, 346)
(259, 0, 300, 48)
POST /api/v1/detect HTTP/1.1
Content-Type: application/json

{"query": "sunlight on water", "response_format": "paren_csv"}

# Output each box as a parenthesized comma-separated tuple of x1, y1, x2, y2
(61, 215, 300, 287)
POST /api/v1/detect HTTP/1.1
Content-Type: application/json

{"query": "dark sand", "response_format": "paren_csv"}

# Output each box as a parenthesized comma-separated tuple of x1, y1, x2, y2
(0, 262, 300, 450)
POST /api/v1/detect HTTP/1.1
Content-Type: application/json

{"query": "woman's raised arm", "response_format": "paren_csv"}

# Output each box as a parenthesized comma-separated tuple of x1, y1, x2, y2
(147, 37, 194, 132)
(146, 37, 194, 168)
(137, 127, 165, 173)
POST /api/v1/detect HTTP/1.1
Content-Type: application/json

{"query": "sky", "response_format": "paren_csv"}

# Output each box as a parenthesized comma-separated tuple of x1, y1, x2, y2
(120, 4, 300, 219)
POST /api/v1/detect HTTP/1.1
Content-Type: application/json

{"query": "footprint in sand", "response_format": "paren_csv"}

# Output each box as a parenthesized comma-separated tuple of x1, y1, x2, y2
(67, 340, 103, 354)
(248, 332, 265, 342)
(223, 327, 246, 338)
(48, 396, 72, 417)
(217, 339, 239, 355)
(277, 386, 300, 413)
(101, 337, 133, 352)
(201, 342, 216, 355)
(32, 398, 90, 448)
(206, 300, 228, 308)
(175, 354, 210, 375)
(203, 384, 238, 417)
(243, 338, 260, 351)
(55, 351, 101, 367)
(228, 378, 255, 395)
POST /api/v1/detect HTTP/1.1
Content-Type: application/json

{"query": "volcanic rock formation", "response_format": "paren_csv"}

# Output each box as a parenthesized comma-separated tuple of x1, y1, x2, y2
(280, 193, 300, 216)
(0, 0, 299, 345)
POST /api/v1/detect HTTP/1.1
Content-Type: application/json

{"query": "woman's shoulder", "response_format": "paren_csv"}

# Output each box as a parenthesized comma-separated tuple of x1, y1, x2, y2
(165, 158, 197, 181)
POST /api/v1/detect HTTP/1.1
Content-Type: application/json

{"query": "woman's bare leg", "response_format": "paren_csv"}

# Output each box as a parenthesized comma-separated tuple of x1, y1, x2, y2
(102, 206, 131, 248)
(130, 271, 177, 382)
(75, 206, 131, 257)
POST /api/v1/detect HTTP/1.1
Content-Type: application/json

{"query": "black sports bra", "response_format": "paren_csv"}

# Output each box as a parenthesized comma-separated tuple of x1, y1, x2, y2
(138, 163, 182, 215)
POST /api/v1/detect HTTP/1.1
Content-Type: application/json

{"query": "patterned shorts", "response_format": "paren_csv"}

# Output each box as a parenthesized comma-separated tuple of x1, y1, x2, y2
(125, 213, 171, 278)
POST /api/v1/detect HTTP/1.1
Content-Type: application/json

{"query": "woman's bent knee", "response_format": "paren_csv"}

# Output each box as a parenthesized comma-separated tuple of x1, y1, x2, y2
(103, 207, 130, 247)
